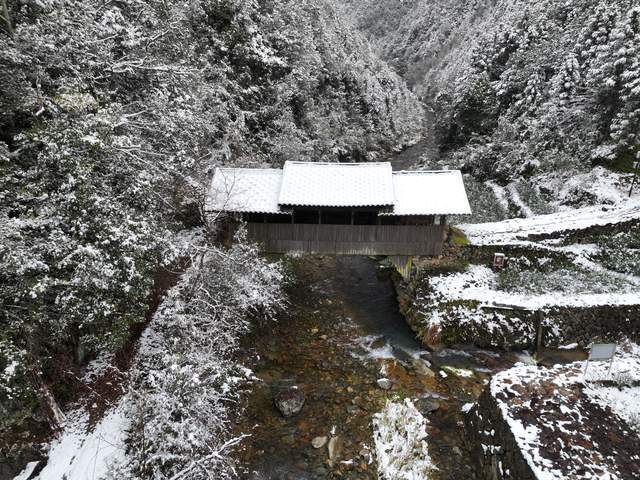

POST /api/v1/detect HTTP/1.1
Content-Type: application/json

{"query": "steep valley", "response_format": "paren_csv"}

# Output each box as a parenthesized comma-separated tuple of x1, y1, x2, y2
(2, 1, 640, 479)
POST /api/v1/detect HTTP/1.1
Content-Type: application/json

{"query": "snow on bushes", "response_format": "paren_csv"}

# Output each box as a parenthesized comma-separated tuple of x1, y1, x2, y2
(113, 233, 286, 480)
(0, 340, 35, 430)
(372, 398, 435, 479)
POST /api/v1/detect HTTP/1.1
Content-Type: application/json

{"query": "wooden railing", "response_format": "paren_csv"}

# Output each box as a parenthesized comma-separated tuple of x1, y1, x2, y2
(246, 223, 446, 255)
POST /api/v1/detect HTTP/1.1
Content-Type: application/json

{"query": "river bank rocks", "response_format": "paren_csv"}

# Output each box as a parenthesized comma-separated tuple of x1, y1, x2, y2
(391, 247, 640, 351)
(376, 378, 392, 390)
(464, 358, 640, 480)
(232, 256, 389, 479)
(546, 304, 640, 346)
(327, 436, 343, 465)
(232, 255, 524, 479)
(311, 436, 327, 449)
(392, 263, 536, 350)
(274, 386, 305, 417)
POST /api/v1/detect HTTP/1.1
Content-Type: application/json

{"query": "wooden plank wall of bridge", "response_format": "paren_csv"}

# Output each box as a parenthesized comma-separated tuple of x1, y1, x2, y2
(246, 223, 446, 255)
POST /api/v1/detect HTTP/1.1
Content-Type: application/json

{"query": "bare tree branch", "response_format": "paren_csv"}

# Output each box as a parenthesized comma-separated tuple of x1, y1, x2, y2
(1, 0, 14, 36)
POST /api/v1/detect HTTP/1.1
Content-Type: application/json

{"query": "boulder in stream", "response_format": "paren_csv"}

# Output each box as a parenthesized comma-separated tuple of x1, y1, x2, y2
(412, 358, 436, 377)
(376, 378, 392, 390)
(312, 436, 328, 449)
(327, 436, 343, 464)
(274, 386, 305, 417)
(416, 397, 440, 413)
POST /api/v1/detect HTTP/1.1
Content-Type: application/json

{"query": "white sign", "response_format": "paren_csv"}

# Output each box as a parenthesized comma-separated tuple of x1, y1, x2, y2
(588, 343, 616, 361)
(584, 343, 617, 378)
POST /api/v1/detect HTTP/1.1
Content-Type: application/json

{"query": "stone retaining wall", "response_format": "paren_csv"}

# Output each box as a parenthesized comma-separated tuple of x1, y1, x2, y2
(545, 304, 640, 346)
(392, 269, 640, 350)
(464, 388, 538, 480)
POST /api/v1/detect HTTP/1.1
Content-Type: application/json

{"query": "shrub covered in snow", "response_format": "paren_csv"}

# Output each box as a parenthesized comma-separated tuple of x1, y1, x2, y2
(0, 341, 35, 431)
(590, 224, 640, 276)
(114, 233, 286, 480)
(496, 260, 635, 295)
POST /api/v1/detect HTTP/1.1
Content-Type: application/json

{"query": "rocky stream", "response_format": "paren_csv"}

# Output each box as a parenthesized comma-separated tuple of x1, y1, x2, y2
(231, 256, 533, 479)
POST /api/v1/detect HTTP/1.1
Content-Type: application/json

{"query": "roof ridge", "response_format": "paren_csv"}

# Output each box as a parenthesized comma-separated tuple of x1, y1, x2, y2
(284, 161, 391, 166)
(393, 169, 461, 174)
(218, 167, 282, 172)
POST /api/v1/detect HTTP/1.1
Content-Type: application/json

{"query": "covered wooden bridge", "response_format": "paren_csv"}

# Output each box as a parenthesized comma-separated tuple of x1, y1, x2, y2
(206, 161, 471, 256)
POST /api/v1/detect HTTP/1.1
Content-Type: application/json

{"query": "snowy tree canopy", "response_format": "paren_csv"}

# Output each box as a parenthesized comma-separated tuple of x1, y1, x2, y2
(0, 0, 423, 446)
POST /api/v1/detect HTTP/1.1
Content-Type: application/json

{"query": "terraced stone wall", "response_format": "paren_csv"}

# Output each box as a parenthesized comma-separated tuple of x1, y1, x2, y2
(464, 388, 538, 480)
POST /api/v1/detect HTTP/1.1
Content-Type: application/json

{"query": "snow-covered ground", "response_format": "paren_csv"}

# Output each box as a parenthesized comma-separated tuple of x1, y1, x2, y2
(14, 402, 128, 480)
(486, 341, 640, 480)
(584, 341, 640, 434)
(372, 398, 436, 479)
(441, 196, 640, 312)
(586, 384, 640, 434)
(461, 196, 640, 246)
(429, 264, 640, 310)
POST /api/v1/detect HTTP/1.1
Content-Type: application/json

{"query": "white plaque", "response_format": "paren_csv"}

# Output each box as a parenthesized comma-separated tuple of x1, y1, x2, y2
(588, 343, 616, 361)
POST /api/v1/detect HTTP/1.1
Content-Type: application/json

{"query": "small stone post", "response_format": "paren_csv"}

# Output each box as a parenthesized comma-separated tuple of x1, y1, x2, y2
(534, 310, 544, 359)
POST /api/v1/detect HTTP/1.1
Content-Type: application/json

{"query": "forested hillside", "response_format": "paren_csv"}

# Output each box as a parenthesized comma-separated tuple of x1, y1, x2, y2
(0, 1, 423, 477)
(342, 0, 640, 219)
(3, 0, 640, 478)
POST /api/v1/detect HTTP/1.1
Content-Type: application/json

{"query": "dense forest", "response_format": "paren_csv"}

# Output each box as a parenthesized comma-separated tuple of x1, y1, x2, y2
(0, 1, 423, 478)
(343, 0, 640, 219)
(1, 0, 639, 479)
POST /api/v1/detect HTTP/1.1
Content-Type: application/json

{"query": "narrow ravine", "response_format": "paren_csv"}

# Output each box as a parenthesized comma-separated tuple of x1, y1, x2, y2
(388, 108, 440, 172)
(232, 256, 527, 479)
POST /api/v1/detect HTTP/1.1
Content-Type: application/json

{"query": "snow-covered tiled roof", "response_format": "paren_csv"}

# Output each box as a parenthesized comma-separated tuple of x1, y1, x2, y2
(207, 167, 286, 214)
(384, 170, 472, 216)
(207, 163, 472, 216)
(278, 161, 395, 207)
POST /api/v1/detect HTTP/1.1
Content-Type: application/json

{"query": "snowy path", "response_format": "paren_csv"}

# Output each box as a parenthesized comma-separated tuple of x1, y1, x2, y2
(13, 403, 128, 480)
(461, 197, 640, 245)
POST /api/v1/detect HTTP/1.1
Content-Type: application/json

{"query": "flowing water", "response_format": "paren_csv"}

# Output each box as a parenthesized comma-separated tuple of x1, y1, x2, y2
(233, 256, 533, 479)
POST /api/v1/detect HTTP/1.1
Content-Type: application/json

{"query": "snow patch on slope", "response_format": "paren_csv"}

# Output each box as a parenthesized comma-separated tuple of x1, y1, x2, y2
(27, 403, 128, 480)
(430, 264, 639, 309)
(586, 385, 640, 434)
(461, 197, 640, 245)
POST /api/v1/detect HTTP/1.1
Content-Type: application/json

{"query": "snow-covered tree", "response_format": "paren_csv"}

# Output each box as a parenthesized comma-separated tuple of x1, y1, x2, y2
(117, 230, 286, 480)
(0, 0, 424, 455)
(344, 0, 639, 205)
